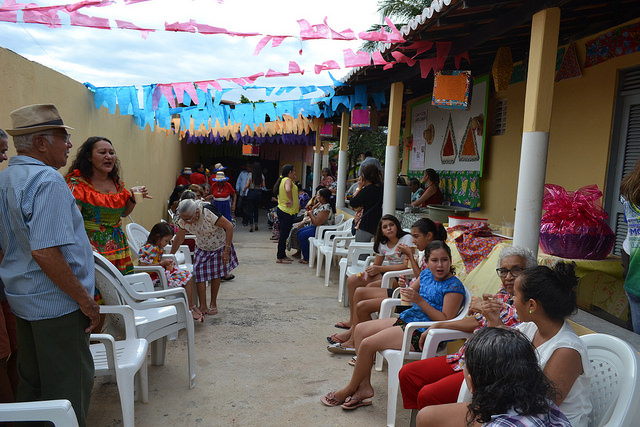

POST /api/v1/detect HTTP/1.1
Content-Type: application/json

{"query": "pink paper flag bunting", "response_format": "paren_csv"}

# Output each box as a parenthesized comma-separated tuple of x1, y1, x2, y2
(372, 51, 388, 66)
(358, 29, 389, 42)
(65, 0, 112, 13)
(419, 58, 436, 78)
(219, 77, 248, 86)
(383, 62, 395, 71)
(193, 22, 228, 35)
(254, 36, 272, 56)
(115, 19, 154, 38)
(288, 61, 304, 75)
(323, 17, 356, 40)
(265, 68, 289, 78)
(391, 51, 416, 67)
(68, 11, 110, 29)
(454, 51, 470, 69)
(384, 17, 405, 43)
(314, 60, 340, 75)
(124, 0, 150, 3)
(297, 18, 329, 40)
(0, 0, 27, 23)
(344, 49, 371, 68)
(153, 84, 176, 109)
(165, 19, 197, 33)
(435, 41, 452, 71)
(195, 80, 222, 92)
(243, 72, 264, 84)
(172, 82, 198, 105)
(22, 6, 62, 28)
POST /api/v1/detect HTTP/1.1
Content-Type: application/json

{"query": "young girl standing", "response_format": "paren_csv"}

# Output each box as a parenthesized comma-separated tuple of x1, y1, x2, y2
(138, 222, 203, 322)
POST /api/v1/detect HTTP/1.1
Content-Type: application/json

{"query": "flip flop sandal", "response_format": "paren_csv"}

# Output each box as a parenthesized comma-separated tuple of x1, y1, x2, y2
(320, 391, 345, 407)
(326, 334, 344, 345)
(276, 258, 292, 264)
(348, 356, 357, 366)
(327, 343, 356, 355)
(205, 306, 218, 315)
(341, 396, 372, 410)
(334, 321, 350, 330)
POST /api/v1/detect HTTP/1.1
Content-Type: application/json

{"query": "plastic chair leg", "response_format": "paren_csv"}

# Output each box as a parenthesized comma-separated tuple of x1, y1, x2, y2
(324, 253, 332, 286)
(150, 337, 167, 366)
(316, 250, 323, 277)
(386, 358, 402, 427)
(338, 260, 347, 303)
(309, 244, 316, 268)
(186, 315, 196, 389)
(115, 371, 136, 427)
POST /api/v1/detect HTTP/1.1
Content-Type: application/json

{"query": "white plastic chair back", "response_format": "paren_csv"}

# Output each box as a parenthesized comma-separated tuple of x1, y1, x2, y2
(125, 222, 149, 261)
(0, 399, 79, 426)
(581, 333, 640, 427)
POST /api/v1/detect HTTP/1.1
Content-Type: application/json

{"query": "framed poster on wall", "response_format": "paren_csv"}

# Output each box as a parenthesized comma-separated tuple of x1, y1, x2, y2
(407, 75, 489, 176)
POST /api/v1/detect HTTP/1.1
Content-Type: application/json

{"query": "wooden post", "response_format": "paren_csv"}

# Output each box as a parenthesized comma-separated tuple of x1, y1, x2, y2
(336, 112, 350, 210)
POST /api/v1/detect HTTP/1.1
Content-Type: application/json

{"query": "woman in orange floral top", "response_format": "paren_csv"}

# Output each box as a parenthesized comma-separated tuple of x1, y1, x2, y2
(66, 137, 150, 281)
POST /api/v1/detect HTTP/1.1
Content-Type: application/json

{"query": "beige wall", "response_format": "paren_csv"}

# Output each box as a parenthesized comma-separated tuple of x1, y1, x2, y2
(402, 19, 640, 225)
(0, 48, 186, 230)
(479, 19, 640, 224)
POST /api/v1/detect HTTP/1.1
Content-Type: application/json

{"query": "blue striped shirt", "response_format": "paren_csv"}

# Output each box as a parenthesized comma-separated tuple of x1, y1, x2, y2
(0, 156, 94, 320)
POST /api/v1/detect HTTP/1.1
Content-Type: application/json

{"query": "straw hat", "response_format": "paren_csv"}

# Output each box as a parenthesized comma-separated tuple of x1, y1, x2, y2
(181, 167, 192, 175)
(212, 171, 229, 182)
(213, 163, 226, 171)
(6, 104, 73, 136)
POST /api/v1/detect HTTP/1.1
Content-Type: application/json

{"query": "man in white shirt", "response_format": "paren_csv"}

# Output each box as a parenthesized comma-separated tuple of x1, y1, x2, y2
(235, 162, 251, 225)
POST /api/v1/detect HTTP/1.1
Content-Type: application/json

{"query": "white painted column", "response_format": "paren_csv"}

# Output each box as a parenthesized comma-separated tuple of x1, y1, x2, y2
(322, 140, 330, 170)
(513, 8, 560, 255)
(336, 112, 350, 210)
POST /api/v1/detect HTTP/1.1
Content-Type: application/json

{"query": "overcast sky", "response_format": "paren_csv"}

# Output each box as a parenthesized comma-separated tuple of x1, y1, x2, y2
(0, 0, 383, 102)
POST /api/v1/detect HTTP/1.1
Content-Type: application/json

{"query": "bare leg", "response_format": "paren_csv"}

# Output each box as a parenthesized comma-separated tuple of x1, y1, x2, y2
(197, 281, 207, 313)
(417, 402, 476, 427)
(184, 279, 202, 319)
(344, 273, 382, 326)
(209, 278, 221, 311)
(338, 288, 389, 347)
(330, 318, 402, 403)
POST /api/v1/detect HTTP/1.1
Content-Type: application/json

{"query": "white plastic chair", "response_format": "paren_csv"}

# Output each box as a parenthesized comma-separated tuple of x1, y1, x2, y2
(337, 242, 376, 305)
(313, 218, 354, 276)
(374, 286, 472, 427)
(126, 222, 193, 274)
(0, 399, 79, 426)
(308, 215, 347, 268)
(581, 333, 640, 427)
(92, 305, 149, 427)
(94, 252, 196, 389)
(317, 228, 356, 286)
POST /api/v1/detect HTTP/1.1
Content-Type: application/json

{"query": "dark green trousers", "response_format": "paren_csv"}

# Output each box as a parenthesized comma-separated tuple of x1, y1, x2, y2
(15, 310, 93, 427)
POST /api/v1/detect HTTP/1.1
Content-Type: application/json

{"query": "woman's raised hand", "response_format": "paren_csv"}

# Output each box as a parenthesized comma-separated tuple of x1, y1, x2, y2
(479, 294, 502, 325)
(400, 287, 421, 304)
(131, 185, 153, 199)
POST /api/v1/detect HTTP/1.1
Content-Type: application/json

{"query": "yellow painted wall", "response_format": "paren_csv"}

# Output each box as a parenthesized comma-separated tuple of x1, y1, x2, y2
(468, 19, 640, 225)
(0, 48, 185, 230)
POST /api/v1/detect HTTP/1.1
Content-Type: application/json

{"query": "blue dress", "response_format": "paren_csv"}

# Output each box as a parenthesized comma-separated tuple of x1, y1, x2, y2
(399, 269, 466, 333)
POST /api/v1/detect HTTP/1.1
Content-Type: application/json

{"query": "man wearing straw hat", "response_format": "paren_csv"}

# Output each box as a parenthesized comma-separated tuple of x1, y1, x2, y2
(0, 104, 99, 426)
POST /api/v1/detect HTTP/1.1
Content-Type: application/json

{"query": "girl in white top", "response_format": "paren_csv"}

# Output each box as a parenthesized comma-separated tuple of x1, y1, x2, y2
(334, 215, 414, 332)
(417, 263, 592, 427)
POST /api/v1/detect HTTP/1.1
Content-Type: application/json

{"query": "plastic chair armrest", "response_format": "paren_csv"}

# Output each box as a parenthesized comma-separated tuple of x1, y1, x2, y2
(421, 328, 472, 359)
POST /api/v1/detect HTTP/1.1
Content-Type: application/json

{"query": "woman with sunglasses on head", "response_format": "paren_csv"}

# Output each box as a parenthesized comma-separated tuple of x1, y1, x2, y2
(399, 246, 536, 411)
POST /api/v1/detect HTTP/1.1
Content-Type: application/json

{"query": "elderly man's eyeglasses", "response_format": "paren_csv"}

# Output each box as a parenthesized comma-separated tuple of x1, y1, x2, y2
(41, 133, 71, 143)
(496, 267, 523, 278)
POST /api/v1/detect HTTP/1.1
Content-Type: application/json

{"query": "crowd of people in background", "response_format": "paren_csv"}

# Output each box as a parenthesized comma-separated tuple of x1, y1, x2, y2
(0, 106, 615, 427)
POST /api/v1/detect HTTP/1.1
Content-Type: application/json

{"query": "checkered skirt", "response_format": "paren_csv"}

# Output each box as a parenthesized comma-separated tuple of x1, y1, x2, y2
(193, 244, 239, 282)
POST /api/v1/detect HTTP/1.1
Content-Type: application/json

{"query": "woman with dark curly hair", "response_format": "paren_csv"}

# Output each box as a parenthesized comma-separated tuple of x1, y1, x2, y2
(418, 263, 591, 427)
(66, 137, 150, 278)
(419, 327, 570, 426)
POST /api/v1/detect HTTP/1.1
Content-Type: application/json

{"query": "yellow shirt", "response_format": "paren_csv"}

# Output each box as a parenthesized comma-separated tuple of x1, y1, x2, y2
(277, 177, 299, 215)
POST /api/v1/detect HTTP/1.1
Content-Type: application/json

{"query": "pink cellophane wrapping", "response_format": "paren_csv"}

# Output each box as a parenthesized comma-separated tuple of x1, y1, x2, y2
(539, 184, 614, 260)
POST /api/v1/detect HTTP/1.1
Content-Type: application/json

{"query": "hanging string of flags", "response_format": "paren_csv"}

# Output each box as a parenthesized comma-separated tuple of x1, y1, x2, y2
(0, 0, 405, 45)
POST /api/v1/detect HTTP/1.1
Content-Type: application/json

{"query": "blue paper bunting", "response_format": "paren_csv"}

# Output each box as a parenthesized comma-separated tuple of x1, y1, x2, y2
(354, 85, 367, 108)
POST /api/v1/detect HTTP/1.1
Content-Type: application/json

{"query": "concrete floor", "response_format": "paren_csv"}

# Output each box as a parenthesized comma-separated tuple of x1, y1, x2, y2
(86, 222, 410, 427)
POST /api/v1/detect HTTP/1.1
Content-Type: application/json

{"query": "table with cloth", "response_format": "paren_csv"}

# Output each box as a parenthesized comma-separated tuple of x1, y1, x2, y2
(446, 226, 627, 323)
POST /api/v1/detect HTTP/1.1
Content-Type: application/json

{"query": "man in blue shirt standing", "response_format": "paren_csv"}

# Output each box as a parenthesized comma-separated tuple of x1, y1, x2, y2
(0, 104, 99, 426)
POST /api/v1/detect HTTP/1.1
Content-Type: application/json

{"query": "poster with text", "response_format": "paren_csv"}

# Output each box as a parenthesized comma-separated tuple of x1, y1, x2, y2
(408, 75, 489, 176)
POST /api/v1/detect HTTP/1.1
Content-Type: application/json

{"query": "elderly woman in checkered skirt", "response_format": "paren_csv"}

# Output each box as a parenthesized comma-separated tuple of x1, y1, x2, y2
(171, 198, 238, 316)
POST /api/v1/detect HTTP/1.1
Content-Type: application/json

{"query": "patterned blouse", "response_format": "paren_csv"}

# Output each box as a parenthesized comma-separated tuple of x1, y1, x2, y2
(174, 202, 226, 252)
(446, 287, 519, 371)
